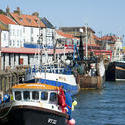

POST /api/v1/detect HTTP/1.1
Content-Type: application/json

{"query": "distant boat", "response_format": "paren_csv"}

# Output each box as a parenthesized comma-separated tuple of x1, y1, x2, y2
(106, 60, 125, 81)
(0, 83, 76, 125)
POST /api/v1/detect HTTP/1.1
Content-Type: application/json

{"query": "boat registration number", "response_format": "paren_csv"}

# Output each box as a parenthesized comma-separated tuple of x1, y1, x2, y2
(59, 76, 66, 81)
(48, 118, 57, 124)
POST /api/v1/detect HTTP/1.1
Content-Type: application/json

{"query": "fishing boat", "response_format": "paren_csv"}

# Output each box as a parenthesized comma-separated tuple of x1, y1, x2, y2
(106, 60, 125, 81)
(24, 28, 79, 96)
(73, 27, 105, 89)
(24, 64, 79, 96)
(0, 83, 76, 125)
(74, 57, 105, 89)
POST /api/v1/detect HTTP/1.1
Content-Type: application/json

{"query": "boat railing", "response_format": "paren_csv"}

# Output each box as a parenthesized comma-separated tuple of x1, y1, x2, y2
(26, 66, 72, 75)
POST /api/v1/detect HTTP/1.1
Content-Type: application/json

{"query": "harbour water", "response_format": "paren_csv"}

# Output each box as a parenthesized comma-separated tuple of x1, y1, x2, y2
(73, 81, 125, 125)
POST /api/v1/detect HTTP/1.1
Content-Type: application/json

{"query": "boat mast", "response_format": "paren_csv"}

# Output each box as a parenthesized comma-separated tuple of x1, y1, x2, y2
(85, 24, 88, 58)
(79, 28, 84, 61)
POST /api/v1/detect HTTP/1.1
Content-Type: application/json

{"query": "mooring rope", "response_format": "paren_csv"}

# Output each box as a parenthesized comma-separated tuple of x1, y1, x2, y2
(0, 102, 13, 119)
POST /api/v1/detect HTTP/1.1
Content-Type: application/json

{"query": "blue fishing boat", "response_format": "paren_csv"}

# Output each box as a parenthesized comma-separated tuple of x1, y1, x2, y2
(24, 64, 79, 96)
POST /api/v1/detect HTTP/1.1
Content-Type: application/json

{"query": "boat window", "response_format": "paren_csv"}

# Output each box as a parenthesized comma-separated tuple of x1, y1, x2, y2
(41, 92, 48, 100)
(15, 91, 22, 101)
(50, 92, 57, 102)
(23, 91, 30, 100)
(32, 91, 39, 100)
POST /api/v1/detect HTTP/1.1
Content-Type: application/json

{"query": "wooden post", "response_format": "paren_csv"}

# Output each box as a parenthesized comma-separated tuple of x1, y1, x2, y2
(97, 76, 102, 89)
(5, 77, 9, 92)
(3, 77, 6, 94)
(0, 76, 2, 91)
(0, 29, 1, 70)
(13, 75, 16, 86)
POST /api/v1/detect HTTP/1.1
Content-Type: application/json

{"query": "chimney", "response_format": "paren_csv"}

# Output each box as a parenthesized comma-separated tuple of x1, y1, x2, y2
(6, 6, 10, 14)
(14, 7, 21, 15)
(32, 12, 39, 17)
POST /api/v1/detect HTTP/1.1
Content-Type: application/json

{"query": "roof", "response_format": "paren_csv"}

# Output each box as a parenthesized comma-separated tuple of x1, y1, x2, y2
(93, 35, 101, 41)
(41, 17, 55, 28)
(1, 47, 38, 54)
(94, 35, 119, 42)
(0, 14, 16, 25)
(0, 24, 8, 31)
(10, 13, 46, 28)
(56, 30, 79, 39)
(101, 35, 119, 41)
(59, 26, 95, 33)
(1, 47, 74, 54)
(12, 83, 59, 90)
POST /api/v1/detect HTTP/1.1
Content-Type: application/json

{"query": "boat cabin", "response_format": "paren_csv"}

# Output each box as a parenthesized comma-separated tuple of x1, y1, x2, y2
(12, 83, 59, 104)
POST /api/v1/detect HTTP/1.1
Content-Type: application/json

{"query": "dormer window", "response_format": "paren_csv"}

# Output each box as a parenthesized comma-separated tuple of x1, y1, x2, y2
(35, 19, 38, 24)
(26, 18, 31, 23)
(19, 17, 23, 21)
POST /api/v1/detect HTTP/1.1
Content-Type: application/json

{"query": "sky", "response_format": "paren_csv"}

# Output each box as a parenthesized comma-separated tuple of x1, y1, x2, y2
(1, 0, 125, 38)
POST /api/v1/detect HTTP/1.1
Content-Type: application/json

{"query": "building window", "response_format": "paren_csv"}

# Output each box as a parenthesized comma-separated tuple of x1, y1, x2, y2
(17, 29, 19, 36)
(10, 30, 12, 36)
(31, 37, 34, 42)
(14, 53, 16, 63)
(20, 58, 23, 65)
(9, 40, 11, 46)
(4, 34, 6, 41)
(20, 30, 22, 36)
(9, 53, 11, 66)
(17, 40, 19, 46)
(24, 39, 25, 43)
(23, 28, 25, 33)
(28, 55, 30, 65)
(31, 28, 33, 34)
(13, 40, 15, 46)
(13, 29, 15, 36)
